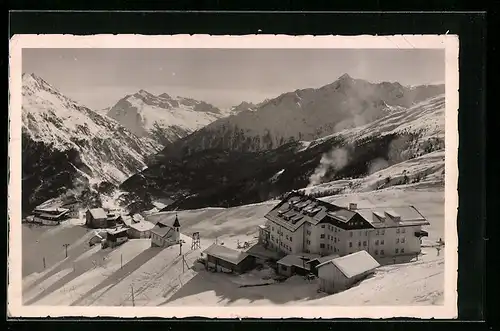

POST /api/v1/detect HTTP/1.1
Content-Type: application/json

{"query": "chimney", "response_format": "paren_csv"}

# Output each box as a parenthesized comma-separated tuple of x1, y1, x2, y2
(349, 203, 358, 210)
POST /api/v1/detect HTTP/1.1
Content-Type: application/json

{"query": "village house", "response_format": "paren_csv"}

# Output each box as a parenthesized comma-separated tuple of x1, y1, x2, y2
(85, 208, 122, 228)
(127, 219, 155, 239)
(261, 191, 430, 261)
(32, 207, 70, 225)
(316, 250, 380, 294)
(203, 244, 256, 274)
(103, 227, 129, 248)
(85, 208, 109, 228)
(150, 214, 181, 248)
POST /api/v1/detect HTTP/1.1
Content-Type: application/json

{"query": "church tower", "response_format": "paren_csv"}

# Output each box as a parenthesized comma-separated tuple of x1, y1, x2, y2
(173, 214, 180, 243)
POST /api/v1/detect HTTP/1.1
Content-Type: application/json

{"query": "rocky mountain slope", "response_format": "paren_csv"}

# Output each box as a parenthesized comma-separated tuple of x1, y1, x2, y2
(156, 74, 444, 157)
(121, 93, 445, 210)
(21, 73, 162, 211)
(106, 90, 226, 146)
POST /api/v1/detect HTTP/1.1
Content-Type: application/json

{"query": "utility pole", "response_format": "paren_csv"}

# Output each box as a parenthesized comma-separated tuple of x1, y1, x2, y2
(63, 244, 70, 258)
(130, 285, 135, 307)
(121, 254, 123, 269)
(179, 240, 182, 256)
(182, 254, 185, 273)
(43, 257, 46, 269)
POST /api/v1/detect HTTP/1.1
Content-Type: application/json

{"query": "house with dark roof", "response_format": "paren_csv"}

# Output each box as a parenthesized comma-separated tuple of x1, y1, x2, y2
(203, 244, 256, 274)
(316, 250, 380, 294)
(262, 191, 430, 260)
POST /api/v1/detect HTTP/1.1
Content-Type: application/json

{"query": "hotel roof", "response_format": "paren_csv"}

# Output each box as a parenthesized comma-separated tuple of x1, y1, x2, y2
(265, 192, 429, 231)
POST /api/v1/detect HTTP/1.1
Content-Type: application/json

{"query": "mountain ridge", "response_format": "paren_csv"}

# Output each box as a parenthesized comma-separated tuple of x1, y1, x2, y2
(21, 73, 162, 211)
(106, 89, 227, 146)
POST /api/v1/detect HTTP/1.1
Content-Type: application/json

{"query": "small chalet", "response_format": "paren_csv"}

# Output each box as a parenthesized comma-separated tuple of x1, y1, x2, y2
(203, 244, 256, 274)
(150, 214, 181, 247)
(103, 227, 129, 248)
(276, 254, 312, 277)
(316, 250, 380, 294)
(89, 230, 108, 247)
(86, 208, 108, 228)
(32, 208, 70, 225)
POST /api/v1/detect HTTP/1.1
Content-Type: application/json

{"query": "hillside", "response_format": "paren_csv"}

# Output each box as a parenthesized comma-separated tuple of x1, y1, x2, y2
(107, 90, 227, 146)
(155, 74, 444, 156)
(22, 183, 444, 307)
(121, 94, 445, 211)
(21, 73, 162, 211)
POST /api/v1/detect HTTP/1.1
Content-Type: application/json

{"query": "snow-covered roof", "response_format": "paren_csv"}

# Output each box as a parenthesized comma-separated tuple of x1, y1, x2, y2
(203, 244, 250, 265)
(317, 250, 380, 279)
(107, 227, 129, 236)
(129, 220, 155, 232)
(151, 226, 173, 238)
(306, 254, 340, 266)
(355, 206, 429, 228)
(88, 208, 107, 220)
(265, 193, 338, 232)
(277, 255, 311, 270)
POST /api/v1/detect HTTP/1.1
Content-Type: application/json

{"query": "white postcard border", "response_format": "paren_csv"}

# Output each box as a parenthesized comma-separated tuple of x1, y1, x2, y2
(8, 34, 459, 319)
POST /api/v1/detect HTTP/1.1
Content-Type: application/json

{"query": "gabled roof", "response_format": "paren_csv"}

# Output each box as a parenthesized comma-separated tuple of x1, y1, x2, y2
(151, 226, 174, 238)
(107, 227, 129, 236)
(203, 244, 250, 265)
(277, 255, 311, 270)
(129, 220, 155, 232)
(88, 208, 108, 220)
(306, 254, 340, 266)
(317, 250, 380, 279)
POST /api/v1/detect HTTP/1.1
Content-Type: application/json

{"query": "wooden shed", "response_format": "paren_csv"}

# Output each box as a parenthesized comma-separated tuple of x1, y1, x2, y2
(316, 250, 380, 294)
(276, 254, 311, 277)
(203, 244, 256, 274)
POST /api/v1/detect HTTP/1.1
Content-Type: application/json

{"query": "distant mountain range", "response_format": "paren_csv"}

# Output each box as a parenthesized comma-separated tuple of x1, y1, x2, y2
(20, 72, 445, 213)
(121, 74, 445, 211)
(153, 74, 444, 158)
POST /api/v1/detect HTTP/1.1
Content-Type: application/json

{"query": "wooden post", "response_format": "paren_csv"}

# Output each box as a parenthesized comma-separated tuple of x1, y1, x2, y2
(182, 255, 185, 273)
(43, 257, 46, 269)
(63, 244, 70, 258)
(179, 240, 182, 256)
(121, 254, 123, 269)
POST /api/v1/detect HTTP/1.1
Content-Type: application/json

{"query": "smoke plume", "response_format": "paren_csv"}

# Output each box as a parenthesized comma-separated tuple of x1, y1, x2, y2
(308, 147, 349, 187)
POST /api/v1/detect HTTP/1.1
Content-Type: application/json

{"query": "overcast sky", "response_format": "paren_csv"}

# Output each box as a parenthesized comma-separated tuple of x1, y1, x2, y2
(23, 48, 445, 110)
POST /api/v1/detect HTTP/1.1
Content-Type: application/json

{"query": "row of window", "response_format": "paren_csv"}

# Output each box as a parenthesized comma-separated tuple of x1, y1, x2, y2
(320, 243, 339, 253)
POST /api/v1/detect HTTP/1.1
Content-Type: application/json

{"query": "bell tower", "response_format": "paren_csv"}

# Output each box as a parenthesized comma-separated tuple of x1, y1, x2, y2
(173, 214, 180, 243)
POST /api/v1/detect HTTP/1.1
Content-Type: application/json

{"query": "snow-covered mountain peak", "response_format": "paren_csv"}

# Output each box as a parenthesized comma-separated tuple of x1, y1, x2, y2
(22, 74, 162, 210)
(107, 89, 228, 145)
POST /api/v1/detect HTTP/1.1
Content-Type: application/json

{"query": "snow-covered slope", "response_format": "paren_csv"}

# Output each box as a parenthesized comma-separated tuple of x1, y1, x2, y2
(22, 73, 162, 210)
(22, 184, 444, 307)
(161, 74, 444, 155)
(107, 90, 226, 145)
